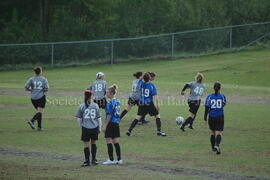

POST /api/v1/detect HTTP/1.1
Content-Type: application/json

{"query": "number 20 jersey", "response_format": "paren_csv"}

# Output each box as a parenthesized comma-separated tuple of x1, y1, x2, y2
(205, 93, 227, 117)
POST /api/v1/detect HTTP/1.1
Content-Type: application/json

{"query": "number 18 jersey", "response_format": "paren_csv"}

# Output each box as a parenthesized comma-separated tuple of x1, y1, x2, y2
(205, 93, 227, 117)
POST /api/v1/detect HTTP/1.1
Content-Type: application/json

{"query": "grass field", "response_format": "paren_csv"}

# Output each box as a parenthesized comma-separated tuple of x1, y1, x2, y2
(0, 48, 270, 179)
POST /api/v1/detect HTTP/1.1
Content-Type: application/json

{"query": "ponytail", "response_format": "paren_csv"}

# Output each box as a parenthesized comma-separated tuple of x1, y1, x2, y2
(84, 90, 92, 107)
(143, 72, 150, 82)
(108, 84, 118, 95)
(133, 72, 143, 79)
(213, 82, 221, 94)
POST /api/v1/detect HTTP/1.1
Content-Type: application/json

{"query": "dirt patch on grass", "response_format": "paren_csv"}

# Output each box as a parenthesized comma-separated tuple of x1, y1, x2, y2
(0, 147, 268, 180)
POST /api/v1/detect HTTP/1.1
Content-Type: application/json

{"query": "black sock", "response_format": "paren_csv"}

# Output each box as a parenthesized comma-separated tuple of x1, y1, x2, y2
(128, 119, 139, 132)
(210, 135, 215, 149)
(156, 118, 161, 131)
(120, 109, 128, 119)
(91, 144, 97, 160)
(107, 143, 114, 161)
(189, 117, 196, 126)
(141, 114, 146, 121)
(182, 117, 192, 127)
(215, 134, 222, 147)
(114, 143, 121, 161)
(36, 112, 42, 128)
(84, 147, 90, 162)
(31, 113, 39, 122)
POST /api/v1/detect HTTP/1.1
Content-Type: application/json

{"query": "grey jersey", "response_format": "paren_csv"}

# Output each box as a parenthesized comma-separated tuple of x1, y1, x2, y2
(87, 80, 107, 100)
(129, 79, 141, 100)
(24, 76, 49, 100)
(187, 82, 206, 101)
(76, 102, 101, 129)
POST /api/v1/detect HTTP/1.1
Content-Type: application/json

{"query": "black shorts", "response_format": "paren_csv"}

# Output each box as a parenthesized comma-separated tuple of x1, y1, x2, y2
(81, 126, 99, 141)
(31, 95, 46, 109)
(208, 115, 224, 131)
(94, 98, 107, 109)
(105, 122, 120, 139)
(188, 100, 201, 115)
(128, 97, 139, 106)
(137, 102, 159, 117)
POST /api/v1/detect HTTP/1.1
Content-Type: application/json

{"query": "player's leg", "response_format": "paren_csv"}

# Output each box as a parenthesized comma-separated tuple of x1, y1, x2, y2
(112, 138, 122, 164)
(81, 141, 90, 167)
(103, 138, 115, 164)
(126, 114, 142, 136)
(210, 130, 215, 152)
(214, 131, 222, 154)
(180, 101, 195, 131)
(36, 107, 44, 130)
(155, 114, 166, 136)
(90, 138, 98, 165)
(120, 103, 132, 119)
(189, 100, 201, 129)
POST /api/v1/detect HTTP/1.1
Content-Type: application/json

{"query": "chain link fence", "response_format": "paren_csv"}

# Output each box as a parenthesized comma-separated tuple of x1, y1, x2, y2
(0, 22, 270, 68)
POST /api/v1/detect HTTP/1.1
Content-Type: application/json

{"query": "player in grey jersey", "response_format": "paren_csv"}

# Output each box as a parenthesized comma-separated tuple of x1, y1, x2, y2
(180, 73, 206, 131)
(87, 72, 107, 109)
(76, 90, 102, 167)
(24, 67, 49, 131)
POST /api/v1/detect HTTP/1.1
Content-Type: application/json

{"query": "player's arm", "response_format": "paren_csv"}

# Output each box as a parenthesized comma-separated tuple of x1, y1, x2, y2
(181, 83, 190, 95)
(204, 106, 210, 122)
(75, 106, 83, 127)
(44, 78, 49, 92)
(103, 114, 112, 132)
(25, 78, 32, 91)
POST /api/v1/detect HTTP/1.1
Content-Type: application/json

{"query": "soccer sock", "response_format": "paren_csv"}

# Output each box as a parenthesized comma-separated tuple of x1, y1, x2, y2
(141, 114, 146, 122)
(210, 135, 215, 149)
(91, 144, 97, 160)
(189, 116, 196, 126)
(156, 118, 161, 131)
(128, 119, 139, 132)
(107, 143, 114, 161)
(120, 109, 128, 119)
(84, 147, 90, 162)
(37, 112, 42, 128)
(215, 134, 222, 147)
(182, 116, 192, 127)
(31, 113, 39, 122)
(114, 143, 121, 161)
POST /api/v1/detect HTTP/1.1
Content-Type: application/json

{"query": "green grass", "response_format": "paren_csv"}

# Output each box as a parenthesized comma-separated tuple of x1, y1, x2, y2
(0, 48, 270, 179)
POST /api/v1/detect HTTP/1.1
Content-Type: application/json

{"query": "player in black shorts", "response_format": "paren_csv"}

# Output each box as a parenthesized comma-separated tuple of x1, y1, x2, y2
(204, 82, 226, 155)
(75, 90, 102, 167)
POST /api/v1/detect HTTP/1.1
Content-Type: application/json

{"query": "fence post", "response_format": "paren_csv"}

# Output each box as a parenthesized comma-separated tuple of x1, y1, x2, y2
(110, 41, 114, 64)
(51, 44, 54, 66)
(229, 28, 233, 48)
(171, 34, 175, 57)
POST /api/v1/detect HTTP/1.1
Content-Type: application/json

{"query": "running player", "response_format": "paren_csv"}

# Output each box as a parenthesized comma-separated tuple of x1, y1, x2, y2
(126, 72, 166, 137)
(76, 90, 102, 167)
(25, 67, 49, 131)
(87, 72, 107, 109)
(180, 73, 205, 131)
(204, 82, 226, 155)
(102, 85, 122, 165)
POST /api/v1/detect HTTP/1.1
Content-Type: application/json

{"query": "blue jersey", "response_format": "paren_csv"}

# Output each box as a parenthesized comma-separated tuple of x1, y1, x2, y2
(140, 82, 157, 105)
(205, 93, 226, 117)
(106, 99, 121, 123)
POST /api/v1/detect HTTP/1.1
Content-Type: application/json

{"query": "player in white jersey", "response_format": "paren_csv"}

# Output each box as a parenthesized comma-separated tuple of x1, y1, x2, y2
(25, 67, 49, 131)
(180, 73, 206, 131)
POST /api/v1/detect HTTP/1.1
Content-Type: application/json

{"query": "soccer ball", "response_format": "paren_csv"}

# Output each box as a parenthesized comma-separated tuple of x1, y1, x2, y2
(176, 116, 184, 125)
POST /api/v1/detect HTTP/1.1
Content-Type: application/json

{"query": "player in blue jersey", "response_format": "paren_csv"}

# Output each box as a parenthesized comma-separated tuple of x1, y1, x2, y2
(126, 72, 166, 137)
(102, 84, 122, 165)
(204, 82, 226, 155)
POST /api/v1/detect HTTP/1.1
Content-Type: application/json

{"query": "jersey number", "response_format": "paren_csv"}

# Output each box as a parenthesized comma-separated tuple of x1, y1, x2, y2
(142, 89, 150, 97)
(115, 105, 120, 116)
(95, 84, 103, 91)
(84, 109, 96, 119)
(211, 99, 222, 108)
(33, 81, 43, 89)
(194, 87, 204, 95)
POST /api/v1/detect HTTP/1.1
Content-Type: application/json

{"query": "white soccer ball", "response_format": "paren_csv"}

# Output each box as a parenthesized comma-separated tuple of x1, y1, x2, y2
(176, 116, 184, 125)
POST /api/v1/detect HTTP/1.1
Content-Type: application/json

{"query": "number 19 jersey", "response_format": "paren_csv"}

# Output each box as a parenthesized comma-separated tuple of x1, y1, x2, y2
(140, 82, 157, 105)
(205, 93, 227, 117)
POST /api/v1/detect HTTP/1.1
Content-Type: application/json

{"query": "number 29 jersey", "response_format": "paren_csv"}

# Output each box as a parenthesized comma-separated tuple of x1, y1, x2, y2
(205, 93, 227, 117)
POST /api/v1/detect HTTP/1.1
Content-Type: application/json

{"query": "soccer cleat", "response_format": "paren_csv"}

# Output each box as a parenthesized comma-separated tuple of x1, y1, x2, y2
(214, 146, 221, 155)
(81, 161, 90, 167)
(37, 127, 43, 131)
(27, 120, 35, 130)
(157, 131, 166, 136)
(212, 148, 217, 153)
(116, 159, 123, 165)
(180, 126, 185, 132)
(126, 130, 131, 136)
(141, 119, 150, 125)
(91, 159, 98, 165)
(188, 125, 194, 130)
(102, 159, 116, 165)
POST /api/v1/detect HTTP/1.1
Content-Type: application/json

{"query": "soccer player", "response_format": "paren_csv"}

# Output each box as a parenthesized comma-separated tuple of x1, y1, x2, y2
(75, 90, 102, 167)
(87, 72, 107, 109)
(120, 72, 149, 125)
(180, 73, 205, 131)
(204, 82, 226, 155)
(126, 72, 166, 137)
(25, 67, 49, 131)
(102, 85, 122, 165)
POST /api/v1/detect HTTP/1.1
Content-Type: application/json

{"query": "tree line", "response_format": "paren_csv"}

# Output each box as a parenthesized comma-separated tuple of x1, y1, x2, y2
(0, 0, 270, 44)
